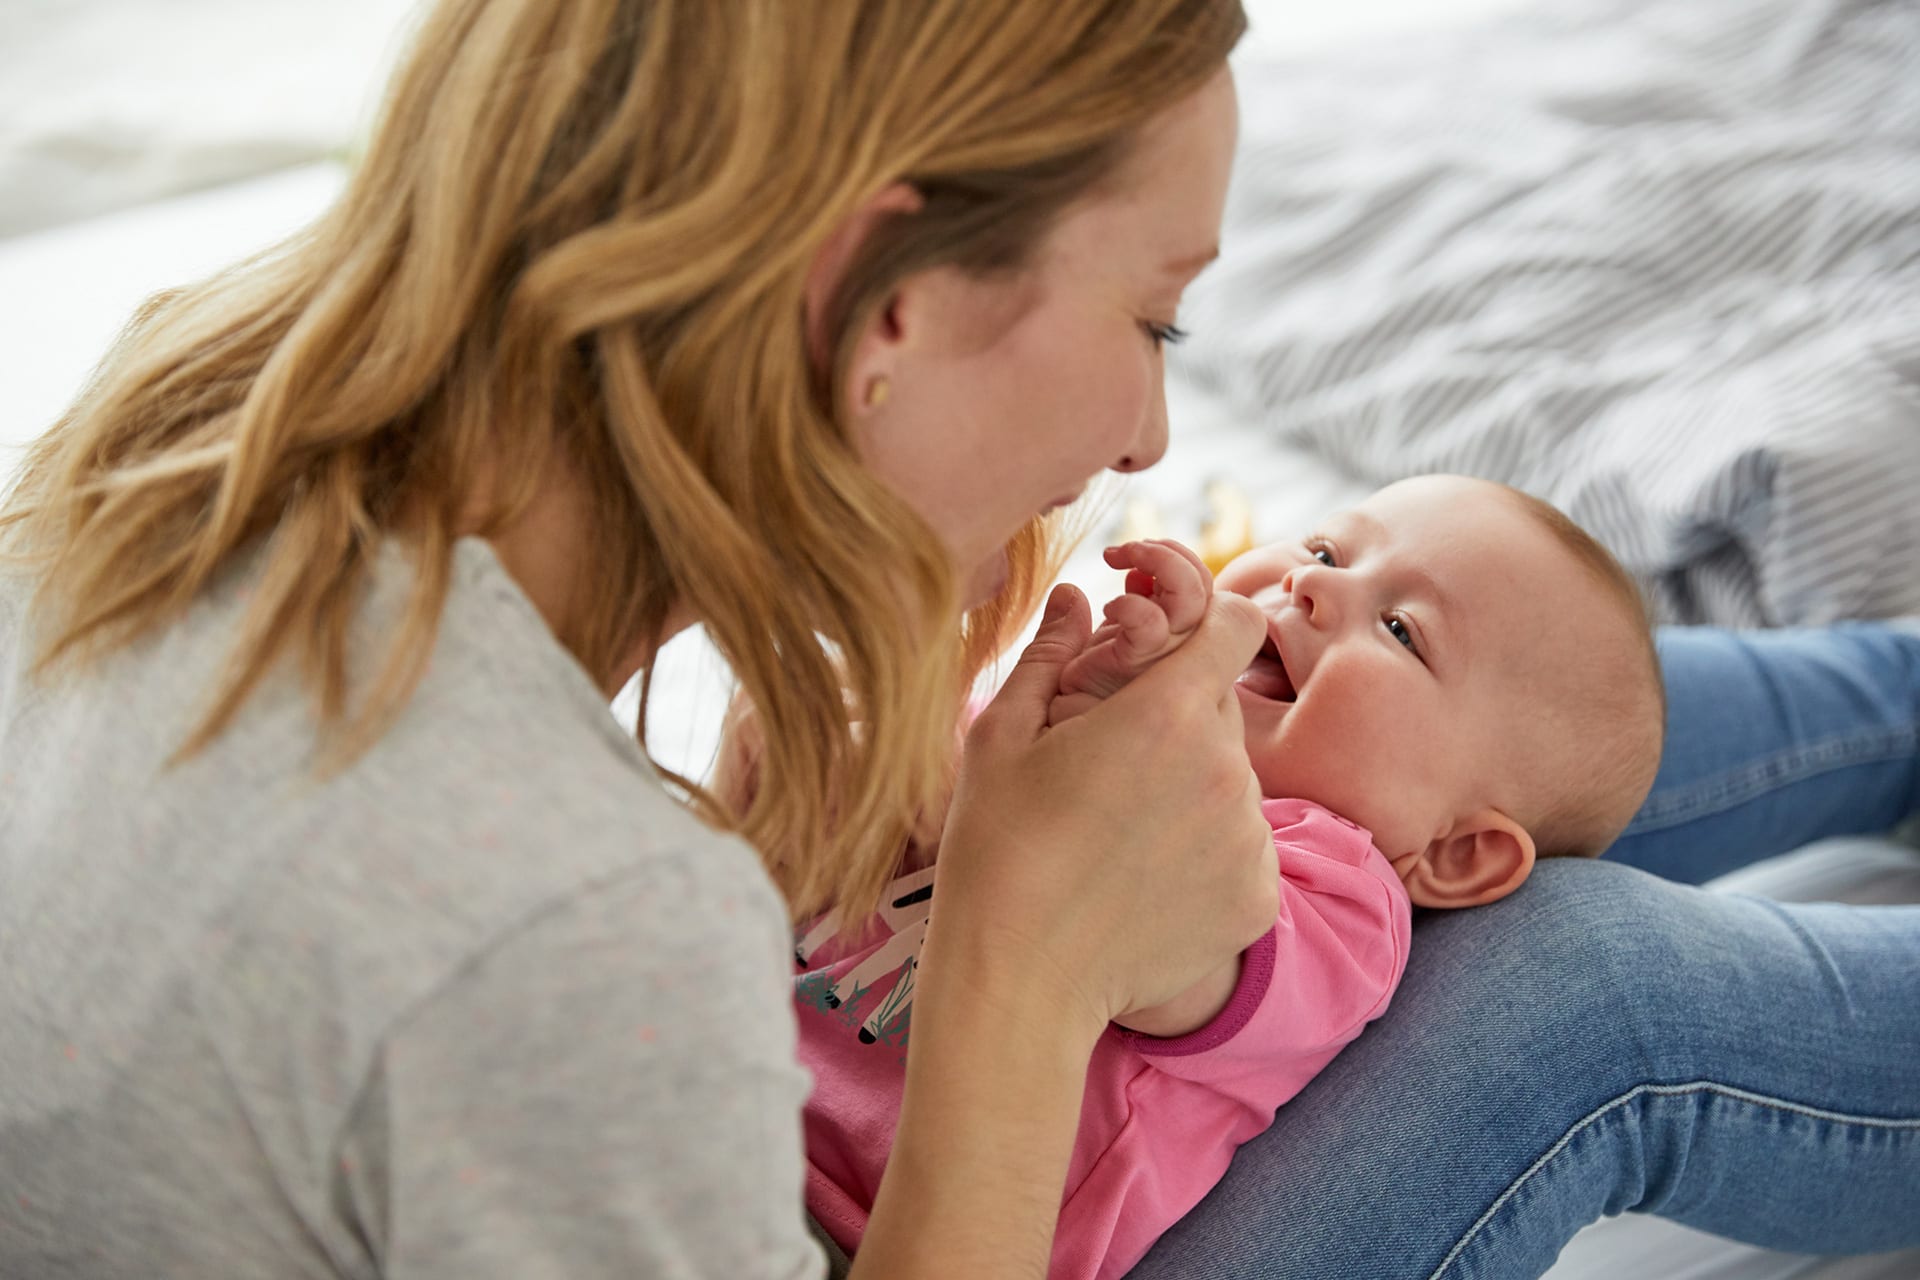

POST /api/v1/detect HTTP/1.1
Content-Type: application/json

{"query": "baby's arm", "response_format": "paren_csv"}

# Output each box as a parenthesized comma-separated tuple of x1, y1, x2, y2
(1121, 802, 1412, 1095)
(1049, 539, 1213, 727)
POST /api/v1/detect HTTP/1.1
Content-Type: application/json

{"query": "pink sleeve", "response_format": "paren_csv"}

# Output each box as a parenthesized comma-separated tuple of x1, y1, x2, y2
(1116, 798, 1412, 1108)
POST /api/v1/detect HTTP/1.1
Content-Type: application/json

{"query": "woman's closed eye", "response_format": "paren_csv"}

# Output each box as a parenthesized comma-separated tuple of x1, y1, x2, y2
(1142, 321, 1189, 349)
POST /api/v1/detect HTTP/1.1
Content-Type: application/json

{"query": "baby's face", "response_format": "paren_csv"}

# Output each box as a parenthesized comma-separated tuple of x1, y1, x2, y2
(1217, 475, 1612, 860)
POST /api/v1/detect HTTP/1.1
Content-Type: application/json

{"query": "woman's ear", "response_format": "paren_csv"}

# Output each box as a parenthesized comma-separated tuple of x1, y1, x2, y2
(802, 182, 925, 391)
(1394, 809, 1536, 909)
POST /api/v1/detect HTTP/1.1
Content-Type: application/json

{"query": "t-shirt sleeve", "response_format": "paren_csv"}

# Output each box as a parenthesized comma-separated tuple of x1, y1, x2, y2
(331, 854, 827, 1280)
(1119, 798, 1412, 1109)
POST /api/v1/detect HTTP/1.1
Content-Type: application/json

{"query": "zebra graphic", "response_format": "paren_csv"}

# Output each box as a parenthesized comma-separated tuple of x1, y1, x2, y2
(795, 863, 935, 1046)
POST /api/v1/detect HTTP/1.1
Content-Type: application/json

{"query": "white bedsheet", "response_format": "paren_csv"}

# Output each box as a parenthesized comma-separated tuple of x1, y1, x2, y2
(1181, 0, 1920, 629)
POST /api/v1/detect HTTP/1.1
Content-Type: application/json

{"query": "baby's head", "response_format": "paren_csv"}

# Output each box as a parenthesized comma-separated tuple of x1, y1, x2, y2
(1218, 475, 1664, 910)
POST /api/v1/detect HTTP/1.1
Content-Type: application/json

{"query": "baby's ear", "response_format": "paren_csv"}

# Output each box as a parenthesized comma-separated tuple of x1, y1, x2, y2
(1397, 810, 1536, 910)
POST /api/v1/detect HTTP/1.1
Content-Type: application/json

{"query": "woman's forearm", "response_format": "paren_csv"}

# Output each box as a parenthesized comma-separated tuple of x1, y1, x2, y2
(848, 924, 1106, 1279)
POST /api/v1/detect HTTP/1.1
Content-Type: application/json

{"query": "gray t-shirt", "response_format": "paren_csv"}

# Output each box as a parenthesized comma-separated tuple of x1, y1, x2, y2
(0, 539, 825, 1279)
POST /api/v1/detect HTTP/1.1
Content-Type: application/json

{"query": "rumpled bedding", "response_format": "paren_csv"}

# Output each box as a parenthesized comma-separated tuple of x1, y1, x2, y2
(1174, 0, 1920, 627)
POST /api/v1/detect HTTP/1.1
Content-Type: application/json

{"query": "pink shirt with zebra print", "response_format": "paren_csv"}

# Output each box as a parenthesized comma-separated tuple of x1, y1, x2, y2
(794, 796, 1412, 1280)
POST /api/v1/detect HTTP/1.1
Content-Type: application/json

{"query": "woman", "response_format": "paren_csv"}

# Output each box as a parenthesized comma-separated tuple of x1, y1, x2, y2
(0, 4, 1914, 1280)
(1, 3, 1269, 1276)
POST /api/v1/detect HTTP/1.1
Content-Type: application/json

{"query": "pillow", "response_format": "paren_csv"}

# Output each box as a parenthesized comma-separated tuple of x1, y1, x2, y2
(1180, 0, 1920, 625)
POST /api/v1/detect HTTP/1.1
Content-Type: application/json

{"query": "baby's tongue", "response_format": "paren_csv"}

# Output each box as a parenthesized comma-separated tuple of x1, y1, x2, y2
(1236, 651, 1295, 701)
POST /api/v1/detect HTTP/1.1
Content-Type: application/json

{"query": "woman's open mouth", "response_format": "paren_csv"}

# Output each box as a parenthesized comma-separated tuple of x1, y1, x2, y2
(1235, 633, 1297, 702)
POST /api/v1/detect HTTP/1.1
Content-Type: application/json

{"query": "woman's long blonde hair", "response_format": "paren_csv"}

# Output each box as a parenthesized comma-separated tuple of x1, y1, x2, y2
(0, 0, 1244, 925)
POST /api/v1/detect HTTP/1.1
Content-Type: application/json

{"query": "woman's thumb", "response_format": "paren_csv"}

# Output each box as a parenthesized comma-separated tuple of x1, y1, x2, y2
(988, 584, 1091, 729)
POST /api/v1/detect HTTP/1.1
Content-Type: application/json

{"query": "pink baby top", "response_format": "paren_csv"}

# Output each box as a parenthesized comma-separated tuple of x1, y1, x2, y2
(794, 796, 1413, 1280)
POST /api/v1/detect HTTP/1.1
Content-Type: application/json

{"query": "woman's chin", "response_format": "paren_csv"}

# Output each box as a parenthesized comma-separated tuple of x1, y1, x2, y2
(962, 548, 1011, 609)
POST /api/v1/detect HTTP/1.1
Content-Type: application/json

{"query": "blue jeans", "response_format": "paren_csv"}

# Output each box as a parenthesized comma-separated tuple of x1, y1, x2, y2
(1126, 623, 1920, 1279)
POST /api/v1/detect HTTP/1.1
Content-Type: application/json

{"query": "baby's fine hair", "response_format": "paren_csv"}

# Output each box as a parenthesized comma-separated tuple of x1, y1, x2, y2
(1498, 487, 1667, 859)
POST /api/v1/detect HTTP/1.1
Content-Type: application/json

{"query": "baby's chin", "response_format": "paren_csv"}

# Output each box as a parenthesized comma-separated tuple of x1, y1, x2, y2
(1246, 741, 1387, 839)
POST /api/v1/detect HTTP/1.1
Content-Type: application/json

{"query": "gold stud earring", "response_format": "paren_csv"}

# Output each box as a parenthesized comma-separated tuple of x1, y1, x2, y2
(864, 377, 891, 410)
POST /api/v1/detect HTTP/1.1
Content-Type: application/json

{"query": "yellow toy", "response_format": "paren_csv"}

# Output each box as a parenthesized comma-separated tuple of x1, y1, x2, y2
(1198, 480, 1255, 574)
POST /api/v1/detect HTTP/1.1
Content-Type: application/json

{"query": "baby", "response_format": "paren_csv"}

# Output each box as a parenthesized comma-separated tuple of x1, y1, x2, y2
(795, 473, 1666, 1280)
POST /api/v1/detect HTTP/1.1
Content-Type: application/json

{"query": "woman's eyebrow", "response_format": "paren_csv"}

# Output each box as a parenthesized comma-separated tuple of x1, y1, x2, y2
(1161, 246, 1220, 275)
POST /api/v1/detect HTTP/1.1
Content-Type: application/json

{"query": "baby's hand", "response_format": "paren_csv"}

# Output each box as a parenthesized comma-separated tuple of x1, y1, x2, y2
(1049, 540, 1214, 727)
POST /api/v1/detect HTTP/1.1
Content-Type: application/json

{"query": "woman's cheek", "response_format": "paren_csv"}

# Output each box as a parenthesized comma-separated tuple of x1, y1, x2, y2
(1040, 317, 1152, 449)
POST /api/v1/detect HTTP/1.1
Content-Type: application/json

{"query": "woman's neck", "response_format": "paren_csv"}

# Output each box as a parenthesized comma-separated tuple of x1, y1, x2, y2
(478, 463, 697, 698)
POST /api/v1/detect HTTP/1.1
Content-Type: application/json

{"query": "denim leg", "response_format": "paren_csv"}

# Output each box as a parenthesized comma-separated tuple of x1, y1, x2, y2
(1609, 623, 1920, 884)
(1124, 860, 1920, 1279)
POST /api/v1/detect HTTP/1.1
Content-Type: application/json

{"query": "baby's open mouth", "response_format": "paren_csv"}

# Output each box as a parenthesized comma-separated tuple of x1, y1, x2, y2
(1236, 634, 1297, 702)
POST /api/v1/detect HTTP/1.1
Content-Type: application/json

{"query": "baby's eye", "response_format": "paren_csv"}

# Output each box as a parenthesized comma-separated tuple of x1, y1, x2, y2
(1384, 615, 1417, 650)
(1305, 541, 1336, 566)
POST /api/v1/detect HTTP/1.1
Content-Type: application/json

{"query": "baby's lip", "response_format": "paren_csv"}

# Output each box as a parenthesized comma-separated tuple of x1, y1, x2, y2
(1236, 619, 1299, 702)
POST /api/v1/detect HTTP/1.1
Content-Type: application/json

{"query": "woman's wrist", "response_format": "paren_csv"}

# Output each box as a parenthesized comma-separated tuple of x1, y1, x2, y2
(849, 914, 1106, 1278)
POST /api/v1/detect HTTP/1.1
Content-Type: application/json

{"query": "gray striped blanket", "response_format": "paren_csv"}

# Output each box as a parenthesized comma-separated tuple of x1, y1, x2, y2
(1177, 0, 1920, 626)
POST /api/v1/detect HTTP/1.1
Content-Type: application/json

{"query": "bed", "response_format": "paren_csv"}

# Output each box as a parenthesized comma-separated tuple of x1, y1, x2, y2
(2, 0, 1915, 1273)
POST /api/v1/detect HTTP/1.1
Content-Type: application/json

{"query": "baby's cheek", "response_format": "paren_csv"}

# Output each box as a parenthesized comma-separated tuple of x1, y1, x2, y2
(1254, 693, 1375, 816)
(1217, 546, 1298, 597)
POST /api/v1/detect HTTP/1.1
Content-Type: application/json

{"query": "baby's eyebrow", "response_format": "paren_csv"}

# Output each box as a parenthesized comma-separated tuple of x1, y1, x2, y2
(1404, 565, 1457, 620)
(1335, 509, 1386, 542)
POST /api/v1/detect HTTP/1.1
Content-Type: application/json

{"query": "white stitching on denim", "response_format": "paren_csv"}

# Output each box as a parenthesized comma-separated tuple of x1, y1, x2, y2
(1427, 1080, 1920, 1279)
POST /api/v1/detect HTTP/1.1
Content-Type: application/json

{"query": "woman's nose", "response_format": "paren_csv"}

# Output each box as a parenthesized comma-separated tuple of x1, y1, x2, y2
(1112, 382, 1171, 475)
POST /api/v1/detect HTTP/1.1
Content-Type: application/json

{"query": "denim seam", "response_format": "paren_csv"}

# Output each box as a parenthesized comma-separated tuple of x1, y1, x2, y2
(1625, 726, 1919, 833)
(1426, 1080, 1920, 1280)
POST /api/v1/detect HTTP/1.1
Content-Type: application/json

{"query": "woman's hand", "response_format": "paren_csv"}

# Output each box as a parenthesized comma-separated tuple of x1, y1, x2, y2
(855, 583, 1275, 1279)
(929, 582, 1279, 1036)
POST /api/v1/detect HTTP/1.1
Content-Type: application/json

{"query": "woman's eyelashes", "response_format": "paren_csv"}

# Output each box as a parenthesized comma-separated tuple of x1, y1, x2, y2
(1142, 320, 1189, 349)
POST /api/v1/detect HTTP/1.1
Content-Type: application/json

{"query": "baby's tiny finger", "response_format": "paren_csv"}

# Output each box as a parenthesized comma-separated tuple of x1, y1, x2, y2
(1146, 539, 1213, 586)
(1131, 543, 1210, 631)
(1104, 592, 1171, 657)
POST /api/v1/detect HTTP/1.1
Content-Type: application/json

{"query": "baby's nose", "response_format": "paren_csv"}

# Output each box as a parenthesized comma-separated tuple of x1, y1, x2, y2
(1280, 565, 1334, 624)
